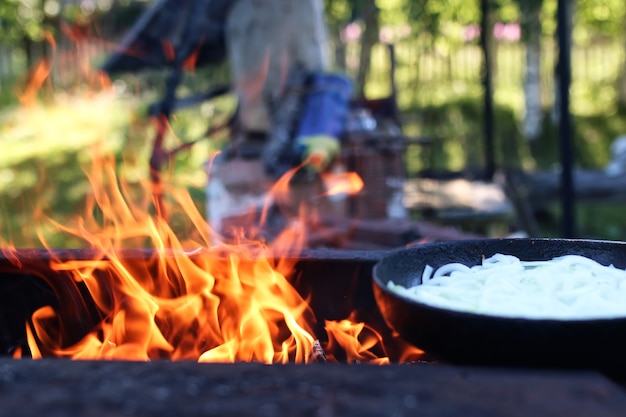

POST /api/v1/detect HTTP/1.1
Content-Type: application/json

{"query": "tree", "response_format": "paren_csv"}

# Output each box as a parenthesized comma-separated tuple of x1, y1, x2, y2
(353, 0, 379, 97)
(620, 10, 626, 110)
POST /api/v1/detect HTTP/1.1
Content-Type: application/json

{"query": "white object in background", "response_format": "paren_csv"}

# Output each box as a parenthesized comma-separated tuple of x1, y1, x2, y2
(605, 135, 626, 177)
(206, 158, 274, 242)
(386, 177, 408, 219)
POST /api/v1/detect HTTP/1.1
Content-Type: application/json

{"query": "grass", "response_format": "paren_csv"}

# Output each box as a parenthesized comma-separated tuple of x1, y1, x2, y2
(0, 88, 231, 248)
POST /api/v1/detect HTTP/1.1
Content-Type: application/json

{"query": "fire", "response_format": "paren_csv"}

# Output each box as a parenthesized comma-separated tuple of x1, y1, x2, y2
(325, 318, 390, 365)
(7, 151, 414, 364)
(324, 313, 424, 365)
(17, 32, 56, 107)
(321, 171, 364, 197)
(5, 28, 419, 365)
(19, 153, 305, 362)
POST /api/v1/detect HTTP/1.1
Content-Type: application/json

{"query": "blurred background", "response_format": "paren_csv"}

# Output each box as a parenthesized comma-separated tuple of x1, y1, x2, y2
(1, 0, 625, 247)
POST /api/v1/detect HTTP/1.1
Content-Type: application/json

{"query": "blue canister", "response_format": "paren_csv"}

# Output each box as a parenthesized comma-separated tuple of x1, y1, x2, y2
(295, 73, 353, 140)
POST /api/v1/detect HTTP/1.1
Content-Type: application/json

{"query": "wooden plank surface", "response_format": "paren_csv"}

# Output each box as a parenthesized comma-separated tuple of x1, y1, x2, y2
(515, 168, 626, 206)
(403, 177, 514, 220)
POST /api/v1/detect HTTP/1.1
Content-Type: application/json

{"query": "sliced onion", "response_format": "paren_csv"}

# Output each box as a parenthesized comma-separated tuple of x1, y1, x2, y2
(388, 253, 626, 320)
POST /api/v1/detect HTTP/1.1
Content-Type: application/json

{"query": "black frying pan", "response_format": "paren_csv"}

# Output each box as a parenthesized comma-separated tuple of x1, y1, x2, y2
(372, 238, 626, 375)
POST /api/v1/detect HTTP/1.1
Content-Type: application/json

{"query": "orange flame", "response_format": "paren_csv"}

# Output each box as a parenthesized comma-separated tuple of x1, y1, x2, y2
(322, 171, 364, 196)
(12, 152, 412, 364)
(183, 46, 201, 72)
(324, 313, 424, 364)
(17, 32, 56, 106)
(161, 40, 176, 63)
(22, 152, 309, 362)
(325, 319, 390, 365)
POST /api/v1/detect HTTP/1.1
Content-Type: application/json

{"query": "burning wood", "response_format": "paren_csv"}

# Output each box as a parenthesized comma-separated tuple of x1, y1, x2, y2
(309, 339, 327, 363)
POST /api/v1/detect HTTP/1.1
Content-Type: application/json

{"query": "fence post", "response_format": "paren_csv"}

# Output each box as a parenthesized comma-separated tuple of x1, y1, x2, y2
(557, 0, 575, 238)
(480, 0, 496, 180)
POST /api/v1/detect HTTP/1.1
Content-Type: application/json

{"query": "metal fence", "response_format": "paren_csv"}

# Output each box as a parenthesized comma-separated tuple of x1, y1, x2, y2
(355, 38, 624, 113)
(1, 34, 624, 115)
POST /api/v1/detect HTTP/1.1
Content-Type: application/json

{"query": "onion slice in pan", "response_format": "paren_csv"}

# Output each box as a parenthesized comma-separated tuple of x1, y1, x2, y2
(388, 254, 626, 320)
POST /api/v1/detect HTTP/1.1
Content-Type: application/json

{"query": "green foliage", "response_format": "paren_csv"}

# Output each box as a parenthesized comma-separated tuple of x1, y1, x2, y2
(403, 97, 530, 175)
(324, 0, 356, 32)
(0, 1, 19, 43)
(496, 0, 521, 23)
(0, 92, 222, 248)
(324, 0, 626, 48)
(577, 0, 626, 37)
(0, 0, 150, 46)
(0, 0, 44, 43)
